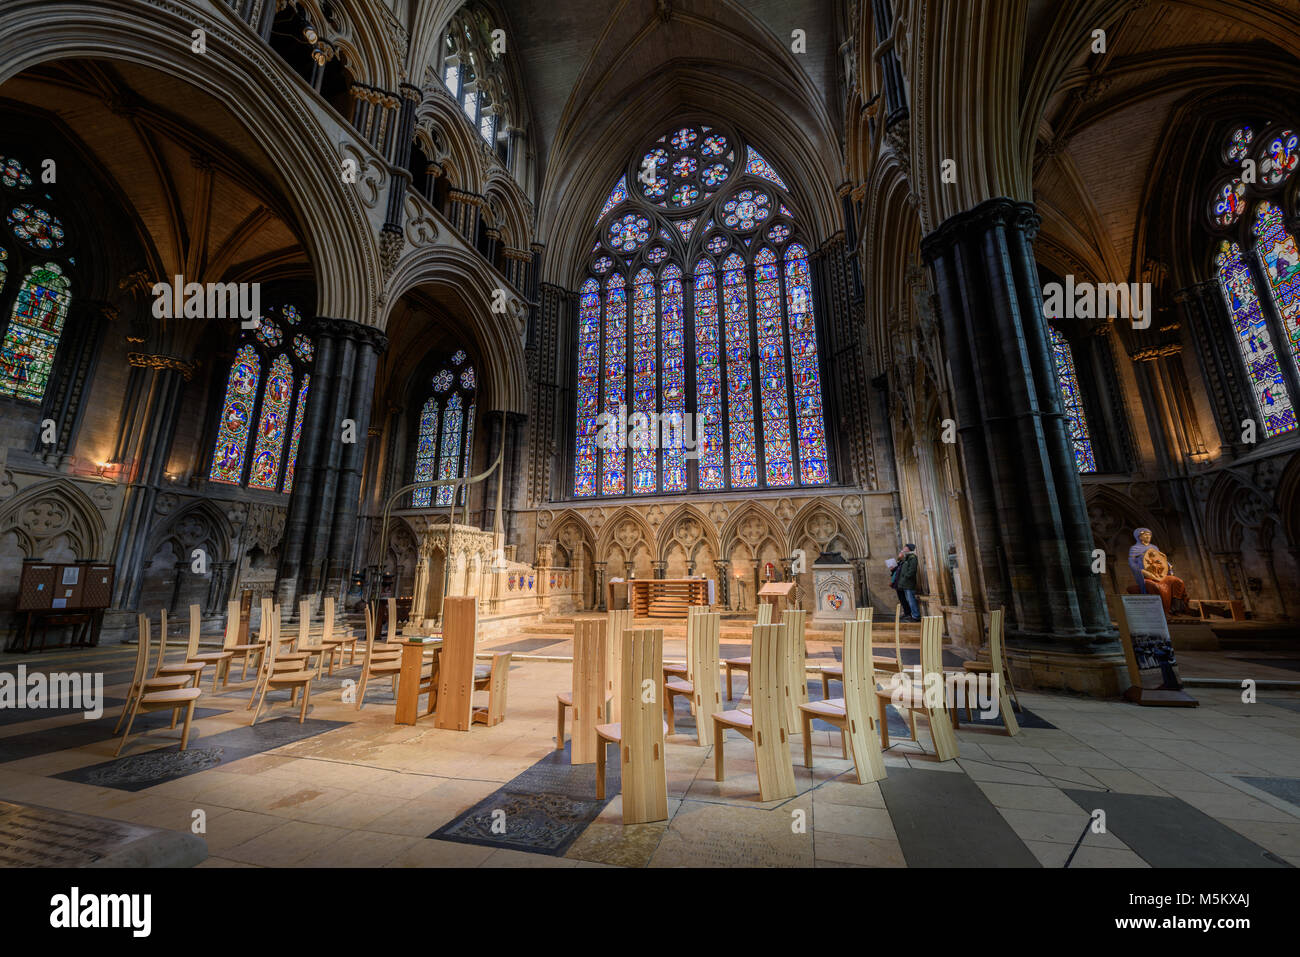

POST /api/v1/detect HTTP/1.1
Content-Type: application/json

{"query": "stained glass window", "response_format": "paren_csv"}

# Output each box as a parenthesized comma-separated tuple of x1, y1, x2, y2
(247, 355, 293, 490)
(1252, 202, 1300, 365)
(1260, 130, 1298, 187)
(661, 264, 687, 491)
(0, 158, 32, 190)
(435, 393, 464, 506)
(208, 305, 313, 490)
(412, 347, 477, 508)
(631, 269, 657, 493)
(1046, 326, 1097, 473)
(574, 278, 601, 497)
(412, 398, 440, 508)
(1215, 239, 1297, 437)
(8, 205, 64, 251)
(0, 262, 71, 403)
(282, 375, 309, 493)
(785, 244, 830, 484)
(601, 273, 628, 495)
(0, 247, 6, 292)
(209, 345, 259, 484)
(574, 123, 830, 496)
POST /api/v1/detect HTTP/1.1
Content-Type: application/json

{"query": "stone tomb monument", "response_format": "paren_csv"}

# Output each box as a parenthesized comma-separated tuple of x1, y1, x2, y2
(811, 552, 856, 623)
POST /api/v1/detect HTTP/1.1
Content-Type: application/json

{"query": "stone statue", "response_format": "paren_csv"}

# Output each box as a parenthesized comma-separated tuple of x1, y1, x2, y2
(1127, 527, 1189, 614)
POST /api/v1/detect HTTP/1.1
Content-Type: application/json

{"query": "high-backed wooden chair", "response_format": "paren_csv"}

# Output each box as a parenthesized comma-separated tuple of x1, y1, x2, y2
(722, 601, 781, 701)
(604, 608, 633, 722)
(250, 615, 316, 725)
(595, 627, 669, 824)
(557, 618, 606, 762)
(962, 608, 1020, 726)
(218, 599, 264, 683)
(820, 605, 905, 698)
(356, 604, 404, 711)
(115, 614, 203, 756)
(782, 608, 808, 726)
(712, 623, 797, 802)
(181, 604, 233, 692)
(798, 619, 887, 783)
(319, 596, 359, 672)
(154, 608, 208, 686)
(876, 615, 960, 761)
(471, 653, 511, 726)
(295, 599, 343, 677)
(237, 590, 253, 644)
(433, 597, 477, 731)
(115, 614, 194, 734)
(663, 610, 721, 745)
(756, 602, 773, 625)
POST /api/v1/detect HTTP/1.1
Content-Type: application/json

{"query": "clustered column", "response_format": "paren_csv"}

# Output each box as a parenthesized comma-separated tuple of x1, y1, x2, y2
(278, 318, 388, 610)
(919, 199, 1113, 649)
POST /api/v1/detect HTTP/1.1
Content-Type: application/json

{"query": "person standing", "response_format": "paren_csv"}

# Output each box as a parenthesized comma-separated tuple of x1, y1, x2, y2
(896, 544, 921, 621)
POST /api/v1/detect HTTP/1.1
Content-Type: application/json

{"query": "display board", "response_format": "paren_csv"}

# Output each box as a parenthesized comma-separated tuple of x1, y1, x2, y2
(16, 561, 113, 611)
(1111, 594, 1198, 707)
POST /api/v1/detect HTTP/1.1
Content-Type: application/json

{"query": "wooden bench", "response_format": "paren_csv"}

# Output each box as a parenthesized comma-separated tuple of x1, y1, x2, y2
(1190, 598, 1246, 622)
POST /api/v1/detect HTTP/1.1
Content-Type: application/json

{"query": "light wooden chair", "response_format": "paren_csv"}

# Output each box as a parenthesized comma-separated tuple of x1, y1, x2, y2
(962, 608, 1021, 729)
(219, 599, 265, 682)
(294, 599, 346, 678)
(820, 604, 905, 698)
(182, 604, 233, 692)
(712, 623, 797, 802)
(471, 653, 512, 726)
(756, 602, 773, 625)
(250, 614, 316, 725)
(664, 610, 721, 745)
(557, 617, 606, 762)
(115, 614, 203, 756)
(782, 608, 808, 726)
(722, 601, 779, 701)
(595, 627, 669, 824)
(876, 615, 960, 761)
(319, 596, 359, 673)
(154, 608, 208, 687)
(604, 608, 633, 723)
(798, 619, 887, 783)
(355, 604, 404, 711)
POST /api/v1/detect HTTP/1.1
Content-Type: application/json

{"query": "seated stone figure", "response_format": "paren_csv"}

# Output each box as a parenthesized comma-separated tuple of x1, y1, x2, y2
(1126, 527, 1189, 615)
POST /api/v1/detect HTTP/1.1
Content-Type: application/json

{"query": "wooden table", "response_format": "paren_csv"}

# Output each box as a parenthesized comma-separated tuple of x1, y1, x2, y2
(395, 638, 441, 725)
(618, 578, 709, 618)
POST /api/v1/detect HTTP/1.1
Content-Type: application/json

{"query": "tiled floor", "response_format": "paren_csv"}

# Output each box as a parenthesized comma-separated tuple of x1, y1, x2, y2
(2, 638, 1299, 868)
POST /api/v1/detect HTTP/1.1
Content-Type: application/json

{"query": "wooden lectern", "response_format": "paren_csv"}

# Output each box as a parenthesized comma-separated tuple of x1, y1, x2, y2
(757, 581, 795, 619)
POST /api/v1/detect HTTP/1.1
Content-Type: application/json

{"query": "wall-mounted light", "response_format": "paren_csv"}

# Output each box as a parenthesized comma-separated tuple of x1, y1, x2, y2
(302, 21, 319, 44)
(95, 462, 109, 477)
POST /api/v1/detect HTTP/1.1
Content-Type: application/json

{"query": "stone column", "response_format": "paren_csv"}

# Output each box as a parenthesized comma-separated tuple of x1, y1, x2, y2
(652, 560, 666, 580)
(278, 318, 387, 607)
(920, 198, 1119, 691)
(594, 561, 607, 611)
(713, 559, 730, 608)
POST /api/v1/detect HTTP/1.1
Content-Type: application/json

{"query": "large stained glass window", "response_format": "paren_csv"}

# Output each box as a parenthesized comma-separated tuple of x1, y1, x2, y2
(1046, 326, 1098, 473)
(0, 154, 75, 405)
(1215, 240, 1297, 437)
(208, 304, 313, 489)
(1204, 121, 1300, 442)
(411, 348, 477, 507)
(572, 122, 831, 497)
(0, 263, 71, 402)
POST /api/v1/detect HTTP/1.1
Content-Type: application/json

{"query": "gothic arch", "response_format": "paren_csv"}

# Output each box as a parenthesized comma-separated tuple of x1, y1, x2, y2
(720, 501, 781, 557)
(143, 499, 236, 568)
(0, 0, 381, 325)
(595, 505, 655, 564)
(1276, 451, 1300, 546)
(0, 480, 105, 560)
(1203, 472, 1255, 553)
(788, 499, 865, 558)
(655, 503, 719, 566)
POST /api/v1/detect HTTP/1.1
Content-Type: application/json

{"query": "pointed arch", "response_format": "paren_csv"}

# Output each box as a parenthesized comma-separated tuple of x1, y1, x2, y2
(0, 479, 105, 560)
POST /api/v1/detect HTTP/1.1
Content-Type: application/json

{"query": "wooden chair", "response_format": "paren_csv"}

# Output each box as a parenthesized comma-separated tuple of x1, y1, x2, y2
(295, 599, 346, 677)
(355, 604, 404, 711)
(595, 627, 669, 824)
(782, 608, 808, 727)
(236, 590, 253, 644)
(181, 604, 233, 692)
(557, 618, 606, 762)
(820, 605, 905, 698)
(876, 615, 960, 761)
(722, 601, 781, 701)
(471, 652, 511, 726)
(663, 610, 721, 745)
(114, 614, 194, 734)
(154, 608, 208, 687)
(319, 596, 359, 673)
(604, 608, 632, 723)
(250, 614, 316, 725)
(962, 608, 1021, 726)
(798, 619, 887, 783)
(756, 602, 773, 625)
(219, 599, 265, 683)
(712, 623, 797, 802)
(115, 614, 203, 756)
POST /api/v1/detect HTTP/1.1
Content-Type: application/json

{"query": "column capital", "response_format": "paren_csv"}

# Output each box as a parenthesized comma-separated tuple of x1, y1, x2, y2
(920, 198, 1040, 264)
(307, 317, 389, 353)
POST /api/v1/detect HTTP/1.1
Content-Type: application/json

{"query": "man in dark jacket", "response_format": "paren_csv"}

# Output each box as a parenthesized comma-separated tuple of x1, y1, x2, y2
(896, 544, 920, 621)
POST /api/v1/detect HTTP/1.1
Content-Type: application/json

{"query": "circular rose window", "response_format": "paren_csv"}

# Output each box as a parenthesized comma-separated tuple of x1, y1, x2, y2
(8, 204, 65, 250)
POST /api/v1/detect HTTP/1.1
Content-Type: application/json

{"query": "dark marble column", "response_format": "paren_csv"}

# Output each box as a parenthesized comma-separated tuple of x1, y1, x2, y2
(920, 198, 1115, 651)
(278, 318, 387, 609)
(713, 559, 730, 608)
(870, 0, 908, 127)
